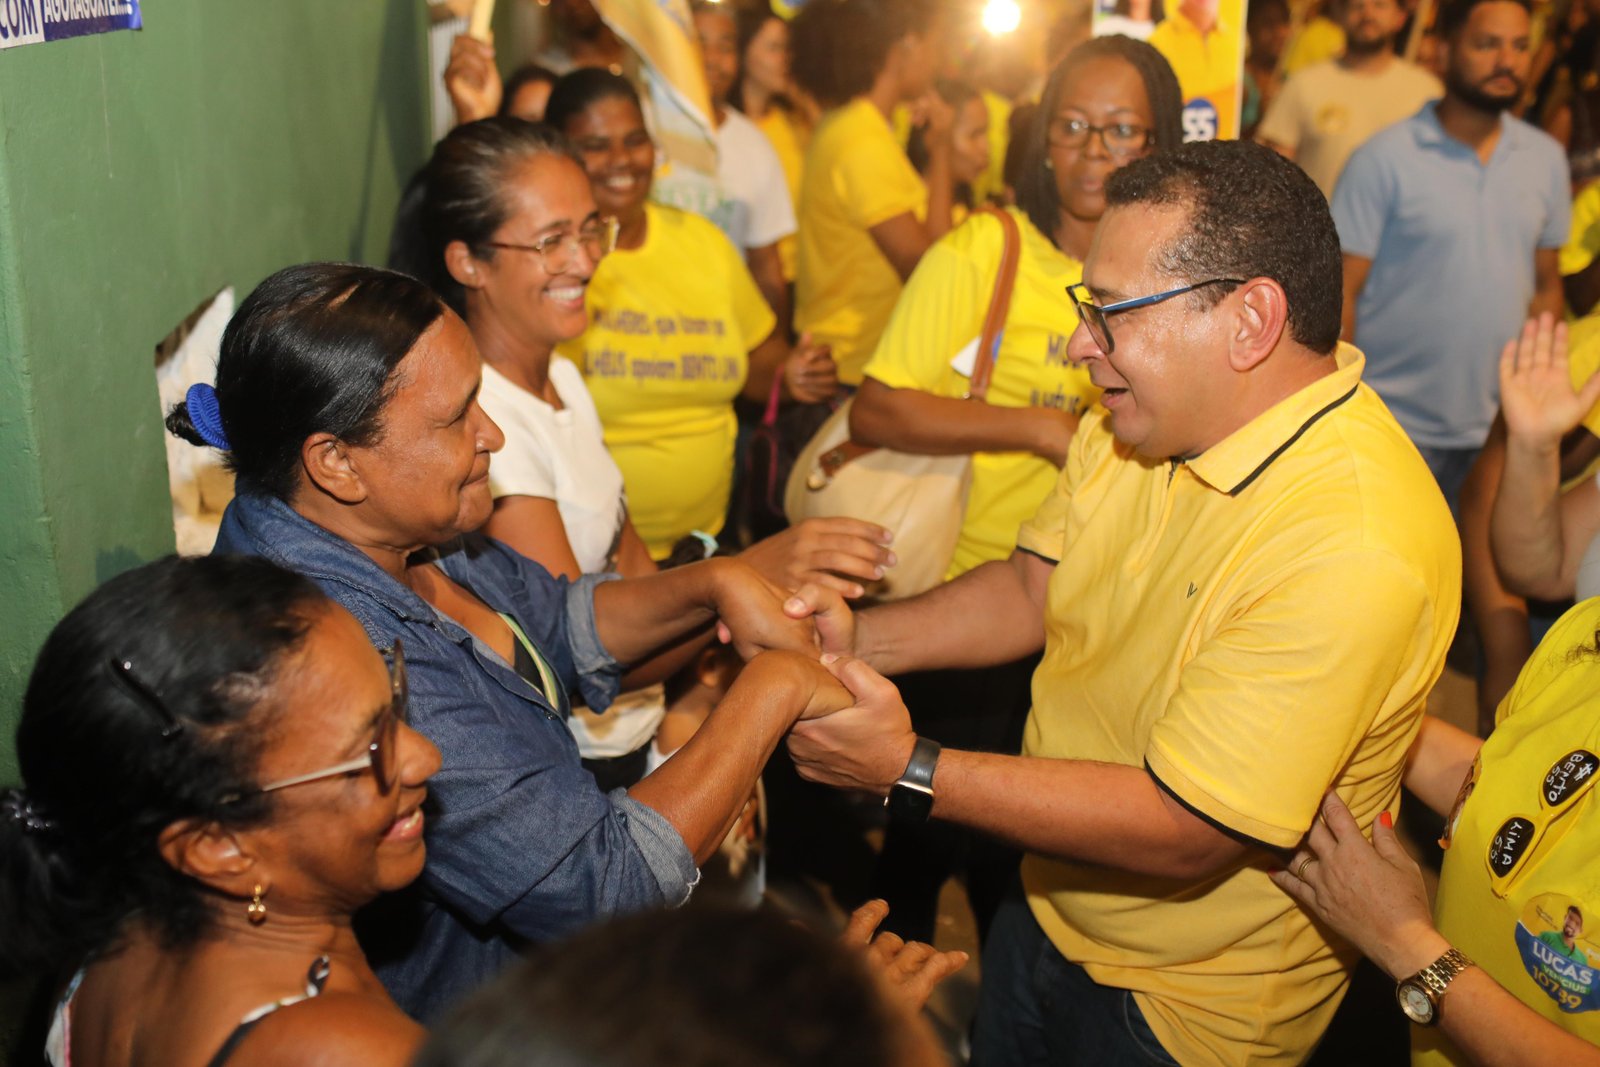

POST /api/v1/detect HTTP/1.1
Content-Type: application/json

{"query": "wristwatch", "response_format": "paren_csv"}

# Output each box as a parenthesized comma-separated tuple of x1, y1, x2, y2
(884, 736, 941, 823)
(1396, 947, 1473, 1026)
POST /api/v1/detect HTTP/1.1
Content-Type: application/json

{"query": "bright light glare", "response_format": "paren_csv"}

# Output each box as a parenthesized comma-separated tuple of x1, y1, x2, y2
(982, 0, 1021, 34)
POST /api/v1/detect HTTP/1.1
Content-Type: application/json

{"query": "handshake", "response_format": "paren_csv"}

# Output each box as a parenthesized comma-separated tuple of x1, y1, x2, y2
(706, 556, 918, 798)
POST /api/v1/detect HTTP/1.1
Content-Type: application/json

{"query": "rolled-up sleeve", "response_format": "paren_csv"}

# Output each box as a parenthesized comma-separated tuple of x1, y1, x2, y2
(563, 572, 624, 711)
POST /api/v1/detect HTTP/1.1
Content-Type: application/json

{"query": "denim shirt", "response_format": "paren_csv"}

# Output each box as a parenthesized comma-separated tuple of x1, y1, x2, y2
(212, 492, 699, 1022)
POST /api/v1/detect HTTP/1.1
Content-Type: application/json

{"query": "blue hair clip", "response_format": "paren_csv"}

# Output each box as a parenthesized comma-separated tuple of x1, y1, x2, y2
(185, 382, 232, 451)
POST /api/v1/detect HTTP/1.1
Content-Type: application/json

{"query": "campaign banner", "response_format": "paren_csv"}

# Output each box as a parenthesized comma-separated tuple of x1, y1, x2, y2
(1092, 0, 1245, 141)
(0, 0, 142, 51)
(591, 0, 721, 222)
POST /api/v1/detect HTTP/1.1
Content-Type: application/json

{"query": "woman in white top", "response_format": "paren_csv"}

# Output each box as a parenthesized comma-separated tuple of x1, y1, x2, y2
(391, 118, 892, 786)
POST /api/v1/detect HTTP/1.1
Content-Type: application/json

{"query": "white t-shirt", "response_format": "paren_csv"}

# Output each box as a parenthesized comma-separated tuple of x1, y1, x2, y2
(478, 356, 664, 759)
(1256, 58, 1442, 198)
(712, 107, 798, 252)
(480, 357, 626, 573)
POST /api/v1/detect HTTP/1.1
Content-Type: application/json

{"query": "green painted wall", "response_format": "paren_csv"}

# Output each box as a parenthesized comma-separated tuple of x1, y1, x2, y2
(0, 1, 435, 784)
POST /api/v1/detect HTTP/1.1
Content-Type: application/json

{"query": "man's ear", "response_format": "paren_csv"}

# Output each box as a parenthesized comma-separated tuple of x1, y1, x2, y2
(157, 818, 261, 901)
(1227, 277, 1289, 373)
(445, 240, 486, 291)
(301, 432, 368, 505)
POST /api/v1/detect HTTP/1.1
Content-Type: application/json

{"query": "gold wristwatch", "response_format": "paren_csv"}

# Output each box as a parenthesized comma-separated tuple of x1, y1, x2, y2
(1396, 947, 1472, 1026)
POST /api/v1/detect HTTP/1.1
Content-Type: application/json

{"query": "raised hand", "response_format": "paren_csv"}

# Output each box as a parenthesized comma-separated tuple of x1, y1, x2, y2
(842, 899, 969, 1013)
(1268, 792, 1448, 981)
(740, 516, 895, 599)
(444, 34, 502, 125)
(1499, 313, 1600, 452)
(910, 88, 955, 149)
(782, 333, 839, 404)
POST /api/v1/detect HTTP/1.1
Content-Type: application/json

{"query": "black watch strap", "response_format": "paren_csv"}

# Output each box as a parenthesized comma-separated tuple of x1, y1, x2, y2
(885, 736, 941, 823)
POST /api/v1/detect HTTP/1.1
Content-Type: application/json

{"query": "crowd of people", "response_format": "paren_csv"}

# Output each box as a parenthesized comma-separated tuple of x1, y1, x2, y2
(4, 0, 1600, 1063)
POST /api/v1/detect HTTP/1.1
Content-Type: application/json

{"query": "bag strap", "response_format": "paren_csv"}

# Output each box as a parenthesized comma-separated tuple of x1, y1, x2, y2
(965, 205, 1022, 404)
(813, 207, 1023, 483)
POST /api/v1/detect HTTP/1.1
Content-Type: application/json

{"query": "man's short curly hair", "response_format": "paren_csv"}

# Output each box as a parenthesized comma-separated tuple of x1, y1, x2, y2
(1104, 140, 1343, 355)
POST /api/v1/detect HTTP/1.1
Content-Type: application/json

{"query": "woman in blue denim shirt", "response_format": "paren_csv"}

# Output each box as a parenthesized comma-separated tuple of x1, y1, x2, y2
(167, 263, 856, 1022)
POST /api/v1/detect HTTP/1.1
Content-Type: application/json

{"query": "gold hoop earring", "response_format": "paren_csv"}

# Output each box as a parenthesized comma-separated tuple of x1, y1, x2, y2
(1044, 157, 1055, 171)
(247, 884, 268, 925)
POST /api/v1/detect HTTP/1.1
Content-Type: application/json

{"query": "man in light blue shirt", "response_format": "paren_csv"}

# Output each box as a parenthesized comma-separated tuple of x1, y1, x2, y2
(1332, 0, 1567, 509)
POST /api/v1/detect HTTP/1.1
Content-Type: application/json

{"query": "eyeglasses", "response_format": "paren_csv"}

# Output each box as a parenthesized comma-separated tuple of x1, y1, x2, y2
(1066, 278, 1244, 355)
(485, 217, 619, 273)
(1047, 117, 1151, 158)
(109, 641, 410, 801)
(250, 640, 410, 798)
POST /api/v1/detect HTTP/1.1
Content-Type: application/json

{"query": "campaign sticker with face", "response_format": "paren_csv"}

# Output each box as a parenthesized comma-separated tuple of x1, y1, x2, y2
(1543, 750, 1598, 809)
(1514, 893, 1599, 1014)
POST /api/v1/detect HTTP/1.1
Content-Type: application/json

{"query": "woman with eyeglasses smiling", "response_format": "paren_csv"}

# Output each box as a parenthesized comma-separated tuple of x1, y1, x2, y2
(844, 37, 1186, 947)
(540, 71, 842, 562)
(0, 554, 440, 1067)
(389, 118, 890, 794)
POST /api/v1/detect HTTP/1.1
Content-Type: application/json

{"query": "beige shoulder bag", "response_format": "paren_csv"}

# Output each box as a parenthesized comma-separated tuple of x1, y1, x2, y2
(783, 206, 1023, 599)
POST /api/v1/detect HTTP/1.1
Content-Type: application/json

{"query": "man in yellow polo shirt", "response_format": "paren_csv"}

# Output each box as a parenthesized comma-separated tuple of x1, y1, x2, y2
(1150, 0, 1245, 139)
(785, 141, 1460, 1066)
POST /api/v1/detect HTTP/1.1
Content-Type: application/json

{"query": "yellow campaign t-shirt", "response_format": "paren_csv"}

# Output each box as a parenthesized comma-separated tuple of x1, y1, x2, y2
(861, 207, 1096, 578)
(1014, 345, 1461, 1067)
(565, 202, 776, 558)
(1150, 9, 1243, 140)
(795, 97, 928, 386)
(756, 105, 808, 282)
(1417, 599, 1600, 1065)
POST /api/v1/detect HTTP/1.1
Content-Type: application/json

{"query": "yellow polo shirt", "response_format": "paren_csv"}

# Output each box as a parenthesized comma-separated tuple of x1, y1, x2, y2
(795, 97, 928, 385)
(861, 207, 1096, 578)
(1416, 599, 1600, 1066)
(1014, 345, 1461, 1066)
(1149, 9, 1244, 140)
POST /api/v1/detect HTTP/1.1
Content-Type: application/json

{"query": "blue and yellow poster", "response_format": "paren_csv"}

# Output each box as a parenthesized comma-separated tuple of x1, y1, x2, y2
(0, 0, 142, 51)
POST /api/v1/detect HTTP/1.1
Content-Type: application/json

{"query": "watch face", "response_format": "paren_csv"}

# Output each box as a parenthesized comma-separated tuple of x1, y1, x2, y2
(1397, 981, 1436, 1025)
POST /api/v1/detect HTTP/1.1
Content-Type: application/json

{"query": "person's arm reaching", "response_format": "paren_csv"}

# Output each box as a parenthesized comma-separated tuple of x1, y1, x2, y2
(592, 557, 841, 667)
(443, 34, 502, 126)
(786, 655, 1252, 879)
(1402, 716, 1483, 818)
(746, 242, 790, 337)
(836, 548, 1054, 676)
(630, 649, 851, 862)
(867, 93, 957, 280)
(1462, 423, 1532, 735)
(1490, 314, 1600, 600)
(850, 376, 1079, 467)
(1272, 793, 1600, 1067)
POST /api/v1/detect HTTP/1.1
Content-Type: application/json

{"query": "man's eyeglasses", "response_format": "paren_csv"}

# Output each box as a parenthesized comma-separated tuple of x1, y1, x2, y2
(1066, 278, 1244, 355)
(1047, 118, 1151, 158)
(108, 640, 411, 801)
(486, 217, 620, 273)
